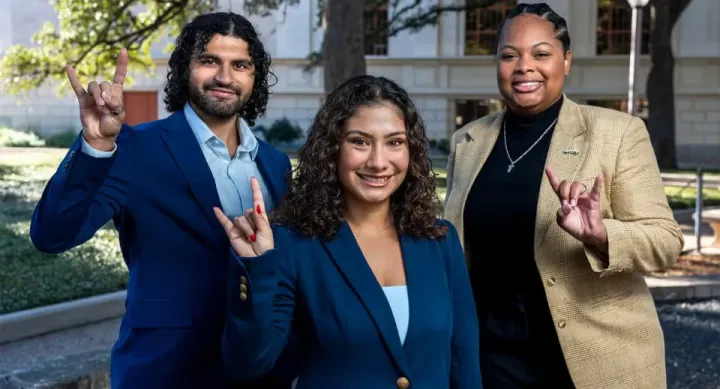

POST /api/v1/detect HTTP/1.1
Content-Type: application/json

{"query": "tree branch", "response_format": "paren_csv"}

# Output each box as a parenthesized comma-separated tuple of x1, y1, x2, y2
(302, 0, 502, 72)
(0, 0, 215, 94)
(382, 0, 502, 39)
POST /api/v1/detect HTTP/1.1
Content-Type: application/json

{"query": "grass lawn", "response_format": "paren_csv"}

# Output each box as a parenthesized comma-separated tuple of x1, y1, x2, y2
(1, 148, 719, 314)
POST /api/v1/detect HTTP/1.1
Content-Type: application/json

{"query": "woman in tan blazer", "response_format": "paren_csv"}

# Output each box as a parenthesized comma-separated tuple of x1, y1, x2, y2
(443, 3, 684, 389)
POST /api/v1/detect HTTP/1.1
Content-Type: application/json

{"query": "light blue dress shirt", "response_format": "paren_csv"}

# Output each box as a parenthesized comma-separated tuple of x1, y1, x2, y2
(80, 103, 274, 219)
(382, 285, 409, 345)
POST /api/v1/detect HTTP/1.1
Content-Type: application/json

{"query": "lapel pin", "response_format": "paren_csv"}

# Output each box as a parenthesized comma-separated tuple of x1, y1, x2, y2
(562, 147, 579, 156)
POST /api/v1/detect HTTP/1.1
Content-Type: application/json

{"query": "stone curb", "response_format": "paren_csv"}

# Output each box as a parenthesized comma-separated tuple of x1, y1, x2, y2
(1, 274, 719, 346)
(672, 205, 720, 220)
(646, 275, 720, 302)
(0, 291, 126, 345)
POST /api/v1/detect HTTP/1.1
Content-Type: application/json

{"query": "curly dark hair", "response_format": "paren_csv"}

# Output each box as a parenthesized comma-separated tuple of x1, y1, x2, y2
(273, 75, 446, 240)
(163, 12, 275, 125)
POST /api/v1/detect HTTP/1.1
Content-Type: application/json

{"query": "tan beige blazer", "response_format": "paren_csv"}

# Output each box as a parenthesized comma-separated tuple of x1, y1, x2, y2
(443, 97, 684, 389)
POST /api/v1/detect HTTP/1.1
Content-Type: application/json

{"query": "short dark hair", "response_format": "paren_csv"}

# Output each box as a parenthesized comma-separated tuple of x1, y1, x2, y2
(495, 3, 571, 54)
(163, 12, 275, 125)
(272, 75, 447, 240)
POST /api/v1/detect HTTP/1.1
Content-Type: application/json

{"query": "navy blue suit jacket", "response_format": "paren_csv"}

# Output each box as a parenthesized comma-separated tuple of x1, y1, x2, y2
(30, 112, 294, 389)
(222, 221, 482, 389)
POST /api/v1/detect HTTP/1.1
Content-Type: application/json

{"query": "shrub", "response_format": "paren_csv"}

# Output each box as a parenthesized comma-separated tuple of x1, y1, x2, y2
(44, 131, 78, 149)
(0, 128, 45, 147)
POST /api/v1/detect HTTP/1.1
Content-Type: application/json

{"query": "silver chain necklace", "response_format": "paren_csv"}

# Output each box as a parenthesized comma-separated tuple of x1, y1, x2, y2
(503, 118, 558, 173)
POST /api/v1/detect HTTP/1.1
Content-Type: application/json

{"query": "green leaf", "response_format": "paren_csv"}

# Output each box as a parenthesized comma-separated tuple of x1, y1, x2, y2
(0, 0, 217, 96)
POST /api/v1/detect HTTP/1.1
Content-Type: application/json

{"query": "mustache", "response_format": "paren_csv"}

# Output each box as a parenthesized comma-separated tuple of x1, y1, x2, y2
(203, 82, 241, 95)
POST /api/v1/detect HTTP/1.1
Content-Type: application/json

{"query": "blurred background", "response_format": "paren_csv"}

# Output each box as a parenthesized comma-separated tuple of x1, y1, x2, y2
(0, 0, 718, 388)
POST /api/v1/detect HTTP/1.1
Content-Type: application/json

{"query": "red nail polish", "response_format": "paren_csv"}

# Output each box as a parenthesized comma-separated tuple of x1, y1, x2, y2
(256, 205, 261, 214)
(250, 234, 256, 242)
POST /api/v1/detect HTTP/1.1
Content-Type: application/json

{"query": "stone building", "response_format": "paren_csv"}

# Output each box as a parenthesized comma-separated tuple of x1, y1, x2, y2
(0, 0, 718, 167)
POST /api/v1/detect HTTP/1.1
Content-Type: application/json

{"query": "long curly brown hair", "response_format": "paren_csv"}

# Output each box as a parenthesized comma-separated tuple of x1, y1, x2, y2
(272, 75, 446, 240)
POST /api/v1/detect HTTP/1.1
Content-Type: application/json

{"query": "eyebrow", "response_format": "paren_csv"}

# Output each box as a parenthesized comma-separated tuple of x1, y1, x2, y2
(500, 41, 554, 51)
(346, 130, 406, 138)
(197, 53, 254, 65)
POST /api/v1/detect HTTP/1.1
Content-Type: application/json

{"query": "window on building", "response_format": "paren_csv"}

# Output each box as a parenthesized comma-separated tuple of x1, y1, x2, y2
(596, 0, 650, 55)
(365, 0, 389, 56)
(455, 99, 505, 129)
(465, 0, 516, 55)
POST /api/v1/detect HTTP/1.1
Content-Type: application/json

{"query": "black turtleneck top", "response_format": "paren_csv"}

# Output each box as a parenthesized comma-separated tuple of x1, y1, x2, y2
(463, 96, 575, 388)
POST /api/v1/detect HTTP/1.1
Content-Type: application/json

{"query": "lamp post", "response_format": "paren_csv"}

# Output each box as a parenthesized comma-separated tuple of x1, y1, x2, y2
(626, 0, 650, 115)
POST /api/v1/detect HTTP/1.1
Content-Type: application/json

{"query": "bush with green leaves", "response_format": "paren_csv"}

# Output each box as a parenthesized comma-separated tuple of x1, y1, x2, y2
(44, 131, 78, 149)
(0, 128, 45, 147)
(0, 160, 127, 314)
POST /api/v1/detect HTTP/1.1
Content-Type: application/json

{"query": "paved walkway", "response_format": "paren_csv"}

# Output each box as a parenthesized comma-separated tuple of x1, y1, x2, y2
(0, 318, 119, 380)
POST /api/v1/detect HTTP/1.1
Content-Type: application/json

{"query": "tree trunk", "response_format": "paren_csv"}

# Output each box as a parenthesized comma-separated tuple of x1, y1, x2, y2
(322, 0, 367, 94)
(646, 0, 691, 169)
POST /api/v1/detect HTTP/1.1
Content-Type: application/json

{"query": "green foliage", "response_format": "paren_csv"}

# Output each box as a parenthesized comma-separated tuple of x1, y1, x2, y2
(0, 128, 78, 149)
(0, 128, 45, 147)
(44, 131, 79, 149)
(665, 186, 720, 210)
(0, 157, 127, 314)
(0, 0, 216, 95)
(254, 118, 304, 145)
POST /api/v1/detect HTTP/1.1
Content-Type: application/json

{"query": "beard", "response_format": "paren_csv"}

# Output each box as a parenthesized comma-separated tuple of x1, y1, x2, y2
(188, 81, 250, 118)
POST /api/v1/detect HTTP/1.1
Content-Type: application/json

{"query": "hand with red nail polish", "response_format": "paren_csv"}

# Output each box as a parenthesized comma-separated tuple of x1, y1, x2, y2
(213, 177, 274, 257)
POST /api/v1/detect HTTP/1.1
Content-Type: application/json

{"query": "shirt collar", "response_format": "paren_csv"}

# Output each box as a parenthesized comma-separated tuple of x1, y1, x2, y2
(183, 102, 259, 160)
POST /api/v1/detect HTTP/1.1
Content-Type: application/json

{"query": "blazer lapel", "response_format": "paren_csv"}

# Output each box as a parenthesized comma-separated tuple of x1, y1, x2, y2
(446, 112, 504, 251)
(534, 97, 590, 249)
(161, 111, 225, 238)
(322, 223, 410, 374)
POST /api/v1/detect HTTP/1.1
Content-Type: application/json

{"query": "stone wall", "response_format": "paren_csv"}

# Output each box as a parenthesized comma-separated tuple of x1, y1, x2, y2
(676, 97, 720, 168)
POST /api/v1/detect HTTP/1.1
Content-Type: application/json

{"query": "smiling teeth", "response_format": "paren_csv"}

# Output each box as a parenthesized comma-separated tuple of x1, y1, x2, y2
(516, 81, 540, 86)
(359, 175, 388, 183)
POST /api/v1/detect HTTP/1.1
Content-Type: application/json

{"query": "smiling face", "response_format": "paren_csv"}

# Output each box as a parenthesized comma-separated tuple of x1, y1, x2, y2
(188, 34, 255, 118)
(338, 103, 410, 209)
(496, 14, 571, 116)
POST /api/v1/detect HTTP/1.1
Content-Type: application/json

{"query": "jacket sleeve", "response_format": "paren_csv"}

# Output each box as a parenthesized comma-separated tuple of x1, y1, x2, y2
(445, 222, 483, 388)
(222, 227, 298, 381)
(30, 127, 134, 254)
(585, 117, 684, 277)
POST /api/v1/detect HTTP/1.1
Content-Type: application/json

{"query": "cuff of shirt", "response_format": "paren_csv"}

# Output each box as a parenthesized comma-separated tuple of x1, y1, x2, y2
(80, 135, 117, 158)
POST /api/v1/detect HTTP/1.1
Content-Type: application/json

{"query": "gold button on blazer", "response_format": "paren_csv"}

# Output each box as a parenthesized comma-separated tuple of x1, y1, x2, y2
(443, 97, 684, 389)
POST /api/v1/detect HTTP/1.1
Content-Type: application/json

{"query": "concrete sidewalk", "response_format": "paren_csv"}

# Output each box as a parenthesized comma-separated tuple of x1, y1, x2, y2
(0, 318, 117, 389)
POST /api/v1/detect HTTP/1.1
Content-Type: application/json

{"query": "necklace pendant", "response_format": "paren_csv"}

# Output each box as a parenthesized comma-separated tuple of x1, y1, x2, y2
(507, 163, 515, 173)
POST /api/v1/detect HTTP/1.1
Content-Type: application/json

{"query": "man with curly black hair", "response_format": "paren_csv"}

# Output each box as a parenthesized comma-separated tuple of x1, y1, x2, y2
(30, 12, 295, 389)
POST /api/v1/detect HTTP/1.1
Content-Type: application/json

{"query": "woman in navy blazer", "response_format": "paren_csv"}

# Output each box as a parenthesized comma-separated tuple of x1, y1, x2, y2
(215, 75, 482, 389)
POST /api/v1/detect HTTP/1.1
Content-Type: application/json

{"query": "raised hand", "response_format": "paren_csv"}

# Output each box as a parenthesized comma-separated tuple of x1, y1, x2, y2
(545, 167, 608, 249)
(214, 177, 274, 257)
(66, 49, 128, 151)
